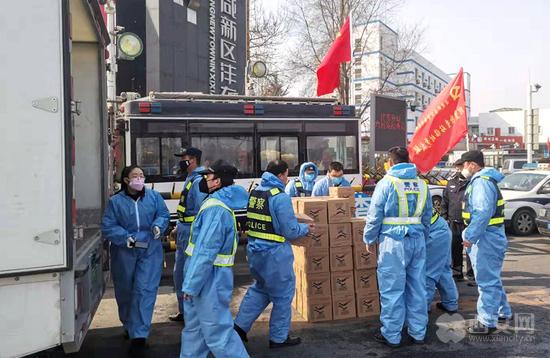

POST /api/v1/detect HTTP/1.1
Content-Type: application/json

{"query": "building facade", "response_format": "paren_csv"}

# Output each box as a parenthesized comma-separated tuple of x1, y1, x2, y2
(352, 20, 471, 139)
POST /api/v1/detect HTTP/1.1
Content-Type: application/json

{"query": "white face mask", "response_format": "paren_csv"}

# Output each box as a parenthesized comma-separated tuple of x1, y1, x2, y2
(461, 168, 472, 178)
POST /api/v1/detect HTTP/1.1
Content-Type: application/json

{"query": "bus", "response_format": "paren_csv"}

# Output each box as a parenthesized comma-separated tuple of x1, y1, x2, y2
(116, 92, 362, 220)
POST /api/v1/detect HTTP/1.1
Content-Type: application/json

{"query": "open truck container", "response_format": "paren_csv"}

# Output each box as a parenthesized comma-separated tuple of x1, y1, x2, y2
(0, 1, 110, 356)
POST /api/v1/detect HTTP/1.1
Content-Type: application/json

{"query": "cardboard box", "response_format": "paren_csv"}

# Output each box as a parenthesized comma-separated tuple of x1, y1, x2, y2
(330, 271, 355, 298)
(356, 294, 381, 318)
(295, 213, 314, 223)
(327, 198, 352, 223)
(329, 222, 352, 248)
(302, 272, 332, 298)
(353, 244, 377, 270)
(329, 186, 356, 199)
(354, 269, 378, 295)
(298, 199, 328, 224)
(292, 197, 300, 213)
(329, 246, 354, 272)
(294, 247, 330, 274)
(302, 296, 333, 322)
(332, 294, 357, 320)
(293, 224, 329, 249)
(351, 218, 366, 245)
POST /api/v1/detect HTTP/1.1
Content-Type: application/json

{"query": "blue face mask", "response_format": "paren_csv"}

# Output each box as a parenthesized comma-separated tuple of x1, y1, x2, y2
(331, 176, 343, 186)
(304, 173, 316, 181)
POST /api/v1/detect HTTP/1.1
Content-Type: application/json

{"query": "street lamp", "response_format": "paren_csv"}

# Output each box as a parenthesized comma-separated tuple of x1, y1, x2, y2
(527, 83, 542, 163)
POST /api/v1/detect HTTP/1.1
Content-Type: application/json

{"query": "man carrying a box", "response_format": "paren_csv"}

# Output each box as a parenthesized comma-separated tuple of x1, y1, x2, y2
(363, 147, 432, 348)
(285, 162, 319, 197)
(312, 161, 351, 197)
(235, 160, 314, 348)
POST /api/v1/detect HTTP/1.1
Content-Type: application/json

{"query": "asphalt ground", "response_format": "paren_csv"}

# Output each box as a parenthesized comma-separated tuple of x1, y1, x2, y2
(69, 234, 550, 358)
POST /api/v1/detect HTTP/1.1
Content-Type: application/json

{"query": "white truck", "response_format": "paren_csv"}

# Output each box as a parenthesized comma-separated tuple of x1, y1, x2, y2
(0, 1, 111, 356)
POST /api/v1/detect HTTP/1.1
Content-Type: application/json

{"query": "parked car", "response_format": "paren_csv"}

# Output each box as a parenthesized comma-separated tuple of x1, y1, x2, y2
(501, 158, 529, 175)
(535, 204, 550, 237)
(499, 170, 550, 235)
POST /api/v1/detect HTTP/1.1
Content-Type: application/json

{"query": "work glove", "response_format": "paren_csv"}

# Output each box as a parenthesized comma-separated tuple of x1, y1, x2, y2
(127, 236, 136, 248)
(152, 226, 161, 240)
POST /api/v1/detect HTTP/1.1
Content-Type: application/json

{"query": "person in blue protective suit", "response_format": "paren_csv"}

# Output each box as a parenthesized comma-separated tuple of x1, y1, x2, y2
(235, 160, 314, 348)
(285, 162, 318, 197)
(180, 161, 250, 358)
(363, 147, 432, 348)
(460, 150, 512, 335)
(170, 147, 207, 322)
(102, 165, 170, 356)
(426, 209, 459, 314)
(312, 161, 351, 197)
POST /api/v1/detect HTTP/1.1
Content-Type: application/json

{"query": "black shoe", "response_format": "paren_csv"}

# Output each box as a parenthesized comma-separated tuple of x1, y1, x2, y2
(373, 332, 400, 348)
(436, 302, 458, 314)
(410, 337, 425, 345)
(498, 316, 512, 323)
(453, 274, 465, 282)
(128, 338, 148, 357)
(234, 324, 248, 343)
(168, 312, 184, 322)
(467, 322, 497, 335)
(269, 335, 302, 349)
(467, 281, 477, 287)
(123, 329, 129, 340)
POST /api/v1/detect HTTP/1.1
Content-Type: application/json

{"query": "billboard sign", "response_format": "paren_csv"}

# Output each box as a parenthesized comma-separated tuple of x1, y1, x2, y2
(370, 94, 408, 152)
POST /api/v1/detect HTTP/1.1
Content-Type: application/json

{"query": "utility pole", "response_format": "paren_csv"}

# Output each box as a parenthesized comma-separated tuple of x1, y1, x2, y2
(527, 82, 542, 163)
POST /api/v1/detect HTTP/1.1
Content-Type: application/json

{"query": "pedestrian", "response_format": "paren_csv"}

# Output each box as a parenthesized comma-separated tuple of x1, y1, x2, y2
(285, 162, 318, 197)
(460, 150, 512, 335)
(426, 209, 459, 314)
(363, 147, 432, 348)
(312, 161, 351, 196)
(441, 159, 474, 282)
(101, 165, 170, 356)
(179, 162, 250, 358)
(234, 160, 314, 348)
(170, 147, 208, 322)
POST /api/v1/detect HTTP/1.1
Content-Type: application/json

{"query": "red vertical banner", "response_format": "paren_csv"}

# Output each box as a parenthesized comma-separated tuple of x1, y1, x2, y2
(316, 17, 351, 96)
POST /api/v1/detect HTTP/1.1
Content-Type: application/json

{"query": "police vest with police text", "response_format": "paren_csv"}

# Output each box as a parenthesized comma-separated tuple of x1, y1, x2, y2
(381, 175, 428, 225)
(246, 188, 286, 243)
(462, 175, 505, 226)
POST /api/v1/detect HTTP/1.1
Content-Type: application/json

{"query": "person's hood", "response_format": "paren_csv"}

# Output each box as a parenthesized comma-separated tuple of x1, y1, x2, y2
(212, 185, 249, 210)
(299, 162, 319, 183)
(191, 166, 206, 178)
(473, 167, 505, 183)
(261, 171, 286, 190)
(387, 163, 418, 179)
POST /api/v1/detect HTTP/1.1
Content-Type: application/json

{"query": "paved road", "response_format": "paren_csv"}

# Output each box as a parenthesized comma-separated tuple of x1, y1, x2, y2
(72, 235, 550, 358)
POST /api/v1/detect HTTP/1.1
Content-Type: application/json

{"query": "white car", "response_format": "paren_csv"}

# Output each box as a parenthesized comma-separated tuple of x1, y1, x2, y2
(499, 170, 550, 235)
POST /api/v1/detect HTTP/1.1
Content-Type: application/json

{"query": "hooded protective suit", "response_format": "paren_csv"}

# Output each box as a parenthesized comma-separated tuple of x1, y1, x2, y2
(426, 212, 459, 312)
(311, 175, 351, 197)
(235, 172, 309, 343)
(174, 166, 207, 314)
(363, 163, 432, 345)
(102, 188, 170, 339)
(180, 185, 249, 358)
(285, 162, 318, 197)
(463, 168, 512, 327)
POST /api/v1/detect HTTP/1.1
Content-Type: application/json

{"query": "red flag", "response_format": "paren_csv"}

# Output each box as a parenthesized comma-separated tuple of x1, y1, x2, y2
(316, 17, 351, 96)
(408, 68, 468, 172)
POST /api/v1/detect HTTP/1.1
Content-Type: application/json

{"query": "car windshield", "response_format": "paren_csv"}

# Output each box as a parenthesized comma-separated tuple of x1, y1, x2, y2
(498, 173, 547, 191)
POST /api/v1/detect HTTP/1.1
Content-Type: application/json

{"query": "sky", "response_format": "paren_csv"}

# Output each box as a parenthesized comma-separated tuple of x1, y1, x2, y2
(260, 0, 550, 115)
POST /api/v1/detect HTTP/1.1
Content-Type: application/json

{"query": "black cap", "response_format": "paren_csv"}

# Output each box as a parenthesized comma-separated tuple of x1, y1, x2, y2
(174, 147, 202, 159)
(454, 158, 465, 166)
(198, 161, 238, 180)
(460, 150, 485, 167)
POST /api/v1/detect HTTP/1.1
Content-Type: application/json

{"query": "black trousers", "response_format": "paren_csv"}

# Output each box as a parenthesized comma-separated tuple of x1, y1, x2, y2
(449, 221, 474, 277)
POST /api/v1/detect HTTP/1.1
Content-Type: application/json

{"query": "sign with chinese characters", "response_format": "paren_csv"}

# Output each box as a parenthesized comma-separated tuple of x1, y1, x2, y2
(370, 95, 408, 152)
(208, 0, 246, 95)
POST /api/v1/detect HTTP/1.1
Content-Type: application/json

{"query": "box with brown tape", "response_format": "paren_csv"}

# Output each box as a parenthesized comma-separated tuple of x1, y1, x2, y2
(302, 272, 331, 299)
(356, 293, 380, 318)
(327, 198, 352, 223)
(294, 247, 330, 274)
(332, 294, 357, 320)
(354, 269, 378, 295)
(353, 245, 377, 270)
(302, 296, 333, 322)
(298, 199, 328, 224)
(328, 222, 352, 248)
(329, 186, 355, 199)
(293, 224, 329, 250)
(330, 271, 355, 298)
(329, 246, 354, 272)
(351, 218, 366, 245)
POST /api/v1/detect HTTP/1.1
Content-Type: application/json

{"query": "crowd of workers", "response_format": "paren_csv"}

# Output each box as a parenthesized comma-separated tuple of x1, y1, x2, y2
(101, 145, 511, 356)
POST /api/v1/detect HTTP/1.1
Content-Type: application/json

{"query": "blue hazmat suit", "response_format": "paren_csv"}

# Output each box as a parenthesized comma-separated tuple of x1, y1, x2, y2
(285, 162, 318, 197)
(235, 172, 310, 343)
(174, 166, 207, 314)
(463, 168, 512, 327)
(363, 163, 432, 345)
(102, 188, 170, 339)
(180, 185, 249, 358)
(426, 213, 459, 312)
(311, 175, 351, 197)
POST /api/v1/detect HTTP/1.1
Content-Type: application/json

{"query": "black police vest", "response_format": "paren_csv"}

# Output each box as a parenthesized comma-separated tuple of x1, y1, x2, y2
(462, 175, 505, 226)
(177, 179, 195, 223)
(294, 179, 311, 197)
(246, 188, 286, 243)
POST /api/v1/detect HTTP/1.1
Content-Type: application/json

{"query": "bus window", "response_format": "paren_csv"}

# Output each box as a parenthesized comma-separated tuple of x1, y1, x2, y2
(191, 136, 254, 176)
(161, 137, 182, 175)
(136, 137, 160, 175)
(307, 135, 357, 172)
(257, 122, 302, 132)
(260, 136, 299, 173)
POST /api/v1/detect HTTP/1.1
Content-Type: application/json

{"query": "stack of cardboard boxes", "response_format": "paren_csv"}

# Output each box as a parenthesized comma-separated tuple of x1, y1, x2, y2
(291, 187, 380, 322)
